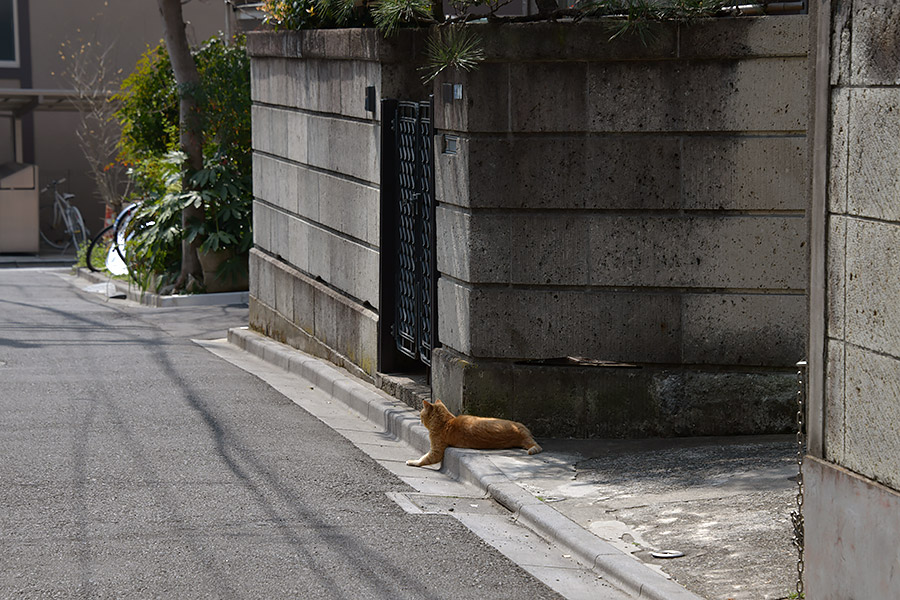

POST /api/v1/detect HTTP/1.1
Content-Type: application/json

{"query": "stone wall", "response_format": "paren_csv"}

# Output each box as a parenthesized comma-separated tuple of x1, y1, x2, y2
(247, 30, 424, 380)
(821, 0, 900, 489)
(247, 18, 811, 437)
(431, 17, 810, 436)
(804, 1, 900, 595)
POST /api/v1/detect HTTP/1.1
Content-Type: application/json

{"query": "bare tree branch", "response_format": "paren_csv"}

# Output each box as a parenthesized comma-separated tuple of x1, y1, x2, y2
(58, 37, 132, 216)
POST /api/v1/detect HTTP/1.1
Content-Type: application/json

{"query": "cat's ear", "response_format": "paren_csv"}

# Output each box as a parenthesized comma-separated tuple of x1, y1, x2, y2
(435, 399, 444, 405)
(423, 400, 433, 408)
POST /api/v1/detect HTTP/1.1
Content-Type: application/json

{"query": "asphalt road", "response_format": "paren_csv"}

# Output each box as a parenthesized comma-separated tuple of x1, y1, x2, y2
(0, 269, 562, 599)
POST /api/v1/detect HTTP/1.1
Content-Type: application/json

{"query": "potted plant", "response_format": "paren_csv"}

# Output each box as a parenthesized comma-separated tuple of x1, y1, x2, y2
(183, 152, 252, 293)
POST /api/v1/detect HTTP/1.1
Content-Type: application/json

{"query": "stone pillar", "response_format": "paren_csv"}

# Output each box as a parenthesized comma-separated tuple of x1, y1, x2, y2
(804, 0, 900, 595)
(430, 18, 810, 436)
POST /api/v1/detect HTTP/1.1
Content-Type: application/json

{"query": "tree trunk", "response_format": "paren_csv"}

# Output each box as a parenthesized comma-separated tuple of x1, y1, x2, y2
(157, 0, 205, 291)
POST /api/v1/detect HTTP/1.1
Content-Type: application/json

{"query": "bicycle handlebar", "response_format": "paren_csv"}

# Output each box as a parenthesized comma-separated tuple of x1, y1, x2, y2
(40, 178, 67, 194)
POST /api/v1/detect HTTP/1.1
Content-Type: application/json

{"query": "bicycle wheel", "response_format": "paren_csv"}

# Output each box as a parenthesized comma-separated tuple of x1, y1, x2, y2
(39, 228, 67, 250)
(107, 202, 141, 277)
(86, 225, 114, 272)
(39, 203, 67, 250)
(67, 205, 89, 249)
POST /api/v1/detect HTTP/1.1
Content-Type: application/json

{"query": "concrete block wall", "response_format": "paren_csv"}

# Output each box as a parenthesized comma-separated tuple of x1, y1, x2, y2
(247, 30, 423, 380)
(805, 2, 900, 595)
(248, 20, 811, 437)
(822, 0, 900, 490)
(431, 17, 810, 436)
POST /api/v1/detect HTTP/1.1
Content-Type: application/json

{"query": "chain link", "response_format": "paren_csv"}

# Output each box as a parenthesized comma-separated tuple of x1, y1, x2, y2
(790, 360, 807, 596)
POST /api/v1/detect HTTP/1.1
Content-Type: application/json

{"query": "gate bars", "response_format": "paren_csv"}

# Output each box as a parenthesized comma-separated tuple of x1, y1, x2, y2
(379, 97, 437, 369)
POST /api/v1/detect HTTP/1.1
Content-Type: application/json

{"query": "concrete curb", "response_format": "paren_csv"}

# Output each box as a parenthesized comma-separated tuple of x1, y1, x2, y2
(227, 326, 704, 600)
(75, 267, 249, 307)
(0, 256, 77, 268)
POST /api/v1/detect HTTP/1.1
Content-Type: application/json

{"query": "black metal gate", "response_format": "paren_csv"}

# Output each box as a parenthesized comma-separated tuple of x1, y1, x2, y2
(380, 97, 436, 368)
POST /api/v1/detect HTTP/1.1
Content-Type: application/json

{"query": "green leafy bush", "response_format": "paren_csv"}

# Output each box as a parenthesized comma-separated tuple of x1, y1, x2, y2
(123, 152, 184, 292)
(76, 238, 107, 271)
(114, 36, 252, 292)
(262, 0, 373, 29)
(183, 152, 253, 256)
(264, 0, 325, 28)
(193, 37, 252, 173)
(115, 45, 180, 164)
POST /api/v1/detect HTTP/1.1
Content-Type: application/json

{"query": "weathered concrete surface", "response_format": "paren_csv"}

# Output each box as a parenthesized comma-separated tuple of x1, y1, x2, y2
(438, 211, 808, 290)
(839, 344, 900, 490)
(528, 436, 799, 600)
(435, 281, 805, 367)
(811, 0, 900, 594)
(822, 0, 900, 487)
(430, 16, 809, 435)
(847, 0, 900, 86)
(843, 217, 900, 359)
(249, 249, 378, 380)
(804, 457, 900, 599)
(432, 348, 796, 438)
(248, 28, 425, 380)
(846, 88, 900, 221)
(251, 106, 380, 189)
(433, 18, 809, 133)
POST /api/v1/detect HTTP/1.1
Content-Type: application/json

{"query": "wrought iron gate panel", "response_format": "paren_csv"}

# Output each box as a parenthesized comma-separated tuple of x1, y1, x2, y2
(389, 99, 436, 366)
(416, 106, 435, 364)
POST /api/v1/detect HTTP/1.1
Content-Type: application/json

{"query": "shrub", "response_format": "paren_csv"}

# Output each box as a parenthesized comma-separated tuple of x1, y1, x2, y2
(262, 0, 374, 29)
(115, 44, 179, 165)
(114, 36, 252, 291)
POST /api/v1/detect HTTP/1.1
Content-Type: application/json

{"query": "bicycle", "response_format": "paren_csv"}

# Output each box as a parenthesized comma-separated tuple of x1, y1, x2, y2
(85, 201, 142, 277)
(39, 178, 89, 253)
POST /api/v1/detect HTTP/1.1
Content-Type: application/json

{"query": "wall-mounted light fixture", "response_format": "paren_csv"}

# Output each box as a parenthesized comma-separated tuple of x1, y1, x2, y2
(441, 135, 459, 155)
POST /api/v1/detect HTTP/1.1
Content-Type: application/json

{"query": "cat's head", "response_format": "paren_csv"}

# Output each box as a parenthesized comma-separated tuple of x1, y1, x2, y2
(420, 399, 450, 426)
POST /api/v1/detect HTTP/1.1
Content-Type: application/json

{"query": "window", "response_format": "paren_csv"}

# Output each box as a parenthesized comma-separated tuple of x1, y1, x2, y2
(0, 0, 18, 68)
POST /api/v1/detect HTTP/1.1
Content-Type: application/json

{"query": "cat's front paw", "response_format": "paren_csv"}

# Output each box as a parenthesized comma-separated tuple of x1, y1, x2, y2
(406, 459, 421, 467)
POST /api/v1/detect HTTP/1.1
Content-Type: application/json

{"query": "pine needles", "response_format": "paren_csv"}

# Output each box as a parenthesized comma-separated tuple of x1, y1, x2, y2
(421, 26, 485, 83)
(371, 0, 434, 36)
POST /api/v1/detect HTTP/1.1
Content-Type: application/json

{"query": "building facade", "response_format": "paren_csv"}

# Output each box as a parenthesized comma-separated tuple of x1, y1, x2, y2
(0, 0, 231, 242)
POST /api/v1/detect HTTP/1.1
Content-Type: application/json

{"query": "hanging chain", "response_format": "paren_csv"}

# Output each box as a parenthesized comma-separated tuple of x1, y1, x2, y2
(790, 360, 807, 597)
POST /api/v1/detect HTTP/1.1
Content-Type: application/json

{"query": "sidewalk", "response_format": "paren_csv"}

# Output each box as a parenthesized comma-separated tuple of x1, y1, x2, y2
(227, 327, 799, 600)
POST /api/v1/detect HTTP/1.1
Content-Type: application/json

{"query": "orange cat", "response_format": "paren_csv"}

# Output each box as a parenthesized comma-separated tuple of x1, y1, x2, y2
(406, 399, 542, 467)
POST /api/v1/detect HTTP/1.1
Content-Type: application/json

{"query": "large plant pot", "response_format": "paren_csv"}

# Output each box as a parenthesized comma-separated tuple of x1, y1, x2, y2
(198, 248, 249, 293)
